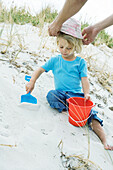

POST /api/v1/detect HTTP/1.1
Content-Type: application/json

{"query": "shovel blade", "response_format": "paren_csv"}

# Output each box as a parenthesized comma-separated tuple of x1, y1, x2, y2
(21, 93, 37, 104)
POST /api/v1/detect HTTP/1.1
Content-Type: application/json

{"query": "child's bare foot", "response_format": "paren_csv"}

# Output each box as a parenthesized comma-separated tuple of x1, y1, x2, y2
(104, 144, 113, 150)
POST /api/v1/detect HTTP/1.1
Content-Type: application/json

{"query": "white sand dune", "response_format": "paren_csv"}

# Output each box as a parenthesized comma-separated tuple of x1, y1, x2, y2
(0, 23, 113, 170)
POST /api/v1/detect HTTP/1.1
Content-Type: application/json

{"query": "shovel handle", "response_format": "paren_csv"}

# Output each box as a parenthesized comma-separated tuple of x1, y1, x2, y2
(28, 91, 31, 94)
(25, 75, 31, 82)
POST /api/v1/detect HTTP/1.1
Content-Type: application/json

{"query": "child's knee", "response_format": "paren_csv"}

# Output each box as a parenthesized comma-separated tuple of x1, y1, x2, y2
(46, 90, 58, 103)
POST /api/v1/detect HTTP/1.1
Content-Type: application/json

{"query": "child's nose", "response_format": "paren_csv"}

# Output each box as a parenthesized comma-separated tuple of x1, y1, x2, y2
(63, 48, 67, 53)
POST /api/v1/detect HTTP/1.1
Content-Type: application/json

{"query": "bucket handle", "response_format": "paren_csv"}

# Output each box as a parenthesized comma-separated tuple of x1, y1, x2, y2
(69, 112, 92, 124)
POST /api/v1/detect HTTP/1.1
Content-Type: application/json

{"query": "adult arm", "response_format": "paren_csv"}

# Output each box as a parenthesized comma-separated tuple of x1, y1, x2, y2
(82, 14, 113, 45)
(48, 0, 87, 36)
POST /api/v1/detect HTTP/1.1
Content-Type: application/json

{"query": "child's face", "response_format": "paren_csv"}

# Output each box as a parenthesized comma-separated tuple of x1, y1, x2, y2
(58, 37, 75, 59)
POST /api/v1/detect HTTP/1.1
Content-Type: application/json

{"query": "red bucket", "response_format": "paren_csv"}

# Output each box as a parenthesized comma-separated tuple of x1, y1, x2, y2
(67, 97, 95, 127)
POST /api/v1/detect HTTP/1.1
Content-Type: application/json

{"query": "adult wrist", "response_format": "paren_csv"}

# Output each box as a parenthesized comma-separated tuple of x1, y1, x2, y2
(92, 25, 100, 35)
(54, 16, 63, 28)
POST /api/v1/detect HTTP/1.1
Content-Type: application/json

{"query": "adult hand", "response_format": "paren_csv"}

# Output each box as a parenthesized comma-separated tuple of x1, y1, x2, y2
(48, 21, 62, 36)
(82, 26, 99, 45)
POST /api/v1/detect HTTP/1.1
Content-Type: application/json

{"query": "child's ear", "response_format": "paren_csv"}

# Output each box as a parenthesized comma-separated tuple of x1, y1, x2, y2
(74, 46, 76, 51)
(56, 39, 59, 46)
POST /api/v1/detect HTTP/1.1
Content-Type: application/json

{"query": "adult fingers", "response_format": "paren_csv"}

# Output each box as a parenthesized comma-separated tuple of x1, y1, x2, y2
(82, 39, 90, 45)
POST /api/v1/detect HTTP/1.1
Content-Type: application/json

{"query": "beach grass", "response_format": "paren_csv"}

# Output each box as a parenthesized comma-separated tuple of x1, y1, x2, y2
(0, 2, 113, 49)
(0, 2, 113, 170)
(0, 3, 57, 26)
(58, 140, 102, 170)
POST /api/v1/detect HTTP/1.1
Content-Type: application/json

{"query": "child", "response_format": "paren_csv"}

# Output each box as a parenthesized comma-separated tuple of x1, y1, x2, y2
(26, 18, 113, 150)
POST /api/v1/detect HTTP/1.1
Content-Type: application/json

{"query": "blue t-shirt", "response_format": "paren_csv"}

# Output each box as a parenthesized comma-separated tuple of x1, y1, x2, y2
(41, 55, 87, 93)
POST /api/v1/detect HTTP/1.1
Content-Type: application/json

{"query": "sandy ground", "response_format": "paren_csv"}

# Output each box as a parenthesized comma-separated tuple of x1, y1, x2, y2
(0, 23, 113, 170)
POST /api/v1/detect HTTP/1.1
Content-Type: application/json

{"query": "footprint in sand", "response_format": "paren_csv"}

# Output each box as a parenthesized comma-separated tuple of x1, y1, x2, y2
(0, 111, 10, 137)
(29, 120, 56, 135)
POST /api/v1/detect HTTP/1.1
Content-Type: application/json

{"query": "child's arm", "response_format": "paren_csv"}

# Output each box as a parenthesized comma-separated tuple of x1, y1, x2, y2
(26, 67, 45, 93)
(81, 77, 90, 100)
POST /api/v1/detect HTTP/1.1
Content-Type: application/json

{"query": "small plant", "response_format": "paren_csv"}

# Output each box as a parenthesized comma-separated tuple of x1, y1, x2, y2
(38, 6, 58, 23)
(58, 140, 102, 170)
(94, 30, 113, 48)
(81, 22, 89, 31)
(0, 3, 58, 27)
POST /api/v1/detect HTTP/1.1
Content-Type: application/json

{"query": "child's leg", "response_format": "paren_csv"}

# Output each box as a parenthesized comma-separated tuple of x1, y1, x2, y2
(46, 90, 67, 112)
(91, 119, 113, 150)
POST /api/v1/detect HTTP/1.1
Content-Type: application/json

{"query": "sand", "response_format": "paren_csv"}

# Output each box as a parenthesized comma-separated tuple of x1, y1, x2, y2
(0, 23, 113, 170)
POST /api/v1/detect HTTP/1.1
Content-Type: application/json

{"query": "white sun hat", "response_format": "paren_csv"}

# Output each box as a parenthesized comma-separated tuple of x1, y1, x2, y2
(60, 17, 83, 39)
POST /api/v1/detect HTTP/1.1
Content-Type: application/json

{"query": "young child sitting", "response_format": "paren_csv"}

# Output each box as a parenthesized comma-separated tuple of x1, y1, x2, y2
(26, 18, 113, 150)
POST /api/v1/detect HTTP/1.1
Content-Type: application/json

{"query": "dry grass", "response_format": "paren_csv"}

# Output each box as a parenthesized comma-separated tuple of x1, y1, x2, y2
(0, 3, 113, 169)
(58, 140, 102, 170)
(82, 49, 113, 95)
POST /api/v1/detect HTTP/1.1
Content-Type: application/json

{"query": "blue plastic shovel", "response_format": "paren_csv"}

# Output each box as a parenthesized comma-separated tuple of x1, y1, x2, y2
(21, 75, 37, 104)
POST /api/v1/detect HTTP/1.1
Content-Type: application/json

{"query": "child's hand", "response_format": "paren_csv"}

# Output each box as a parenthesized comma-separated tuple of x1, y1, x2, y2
(26, 81, 35, 93)
(84, 94, 91, 101)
